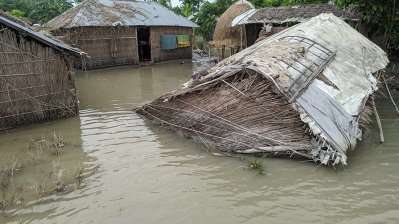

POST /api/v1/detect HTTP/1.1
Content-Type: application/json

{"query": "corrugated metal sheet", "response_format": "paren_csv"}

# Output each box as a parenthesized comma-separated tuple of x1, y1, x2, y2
(231, 3, 359, 26)
(45, 0, 198, 30)
(0, 16, 82, 57)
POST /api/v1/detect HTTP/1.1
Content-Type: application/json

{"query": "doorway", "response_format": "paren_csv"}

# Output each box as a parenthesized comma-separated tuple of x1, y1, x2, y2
(137, 27, 151, 62)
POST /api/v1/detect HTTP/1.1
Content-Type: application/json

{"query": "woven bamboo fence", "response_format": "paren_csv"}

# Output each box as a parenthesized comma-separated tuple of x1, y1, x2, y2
(55, 26, 139, 69)
(0, 27, 78, 131)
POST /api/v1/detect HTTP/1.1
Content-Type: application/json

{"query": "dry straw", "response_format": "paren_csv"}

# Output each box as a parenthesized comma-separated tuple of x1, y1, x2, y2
(0, 25, 78, 131)
(209, 0, 254, 48)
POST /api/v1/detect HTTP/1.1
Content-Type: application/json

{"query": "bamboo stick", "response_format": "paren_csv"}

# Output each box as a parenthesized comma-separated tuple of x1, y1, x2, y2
(371, 99, 384, 143)
(240, 25, 243, 51)
(382, 73, 399, 116)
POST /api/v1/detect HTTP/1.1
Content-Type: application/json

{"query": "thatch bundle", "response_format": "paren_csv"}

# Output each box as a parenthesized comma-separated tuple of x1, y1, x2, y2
(209, 0, 254, 48)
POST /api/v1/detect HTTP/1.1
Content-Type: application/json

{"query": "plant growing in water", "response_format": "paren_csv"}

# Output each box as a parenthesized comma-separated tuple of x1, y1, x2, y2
(249, 159, 265, 174)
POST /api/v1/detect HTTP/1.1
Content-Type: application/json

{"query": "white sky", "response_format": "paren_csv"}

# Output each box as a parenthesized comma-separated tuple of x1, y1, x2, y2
(171, 0, 181, 7)
(170, 0, 215, 8)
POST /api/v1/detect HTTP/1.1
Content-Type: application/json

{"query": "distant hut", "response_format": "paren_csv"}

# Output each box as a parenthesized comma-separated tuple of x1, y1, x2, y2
(231, 3, 359, 47)
(0, 16, 82, 131)
(208, 0, 254, 58)
(44, 0, 198, 69)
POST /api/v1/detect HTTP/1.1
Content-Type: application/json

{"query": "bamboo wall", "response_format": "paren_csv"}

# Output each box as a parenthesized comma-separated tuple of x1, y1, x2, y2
(0, 26, 78, 131)
(150, 26, 193, 63)
(60, 27, 139, 69)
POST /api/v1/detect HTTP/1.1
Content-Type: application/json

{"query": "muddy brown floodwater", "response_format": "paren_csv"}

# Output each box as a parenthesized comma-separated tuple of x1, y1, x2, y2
(0, 60, 399, 224)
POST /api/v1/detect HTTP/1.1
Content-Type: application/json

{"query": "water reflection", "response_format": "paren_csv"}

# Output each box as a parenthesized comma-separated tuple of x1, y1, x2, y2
(0, 61, 398, 223)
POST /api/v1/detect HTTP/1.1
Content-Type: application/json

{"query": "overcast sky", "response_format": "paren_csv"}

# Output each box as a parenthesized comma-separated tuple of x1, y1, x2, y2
(170, 0, 215, 7)
(171, 0, 181, 7)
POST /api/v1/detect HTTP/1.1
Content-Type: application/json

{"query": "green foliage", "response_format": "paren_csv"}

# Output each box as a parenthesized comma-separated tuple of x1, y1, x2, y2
(333, 0, 398, 55)
(0, 0, 79, 24)
(155, 0, 172, 8)
(9, 9, 26, 18)
(193, 35, 206, 49)
(29, 0, 74, 23)
(249, 159, 265, 174)
(193, 0, 235, 41)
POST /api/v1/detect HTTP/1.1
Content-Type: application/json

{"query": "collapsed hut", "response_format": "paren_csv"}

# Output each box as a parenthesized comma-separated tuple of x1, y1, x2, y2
(208, 0, 254, 58)
(0, 16, 82, 131)
(44, 0, 198, 69)
(136, 14, 390, 166)
(231, 3, 359, 47)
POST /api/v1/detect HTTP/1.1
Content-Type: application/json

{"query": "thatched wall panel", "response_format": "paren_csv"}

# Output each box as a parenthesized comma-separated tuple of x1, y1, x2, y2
(60, 27, 139, 69)
(0, 27, 78, 131)
(150, 26, 193, 63)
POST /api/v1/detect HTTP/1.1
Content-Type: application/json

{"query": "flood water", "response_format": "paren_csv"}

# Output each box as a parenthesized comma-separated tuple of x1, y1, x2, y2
(1, 60, 399, 223)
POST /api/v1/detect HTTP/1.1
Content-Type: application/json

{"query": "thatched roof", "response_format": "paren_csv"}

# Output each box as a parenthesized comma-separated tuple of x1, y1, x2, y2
(45, 0, 198, 30)
(209, 0, 254, 47)
(232, 3, 359, 26)
(0, 16, 82, 57)
(136, 14, 389, 166)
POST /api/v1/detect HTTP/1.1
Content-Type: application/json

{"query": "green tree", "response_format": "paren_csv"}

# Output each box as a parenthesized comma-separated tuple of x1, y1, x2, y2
(28, 0, 74, 23)
(334, 0, 398, 54)
(193, 0, 235, 41)
(0, 0, 80, 24)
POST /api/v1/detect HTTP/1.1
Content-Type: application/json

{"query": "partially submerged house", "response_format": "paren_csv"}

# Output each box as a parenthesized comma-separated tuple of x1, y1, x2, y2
(0, 16, 81, 131)
(136, 14, 389, 166)
(231, 3, 359, 47)
(208, 0, 254, 57)
(44, 0, 198, 69)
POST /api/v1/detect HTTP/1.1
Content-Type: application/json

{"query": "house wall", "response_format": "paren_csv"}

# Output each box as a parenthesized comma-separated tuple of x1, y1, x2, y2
(59, 27, 139, 69)
(0, 26, 78, 131)
(248, 24, 288, 46)
(150, 26, 193, 63)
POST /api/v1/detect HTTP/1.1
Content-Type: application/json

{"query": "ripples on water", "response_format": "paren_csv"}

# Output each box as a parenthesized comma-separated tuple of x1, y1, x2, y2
(0, 60, 398, 223)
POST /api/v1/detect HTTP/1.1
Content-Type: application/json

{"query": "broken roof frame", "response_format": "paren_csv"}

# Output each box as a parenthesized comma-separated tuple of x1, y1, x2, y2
(137, 14, 389, 166)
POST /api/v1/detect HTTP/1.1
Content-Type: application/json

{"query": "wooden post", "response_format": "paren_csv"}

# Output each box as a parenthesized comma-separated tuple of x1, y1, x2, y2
(208, 45, 211, 59)
(371, 98, 384, 143)
(382, 74, 399, 116)
(217, 48, 220, 62)
(240, 25, 243, 51)
(222, 45, 225, 59)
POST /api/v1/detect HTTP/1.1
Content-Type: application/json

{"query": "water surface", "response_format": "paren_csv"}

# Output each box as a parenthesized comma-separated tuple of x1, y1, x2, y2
(0, 60, 398, 224)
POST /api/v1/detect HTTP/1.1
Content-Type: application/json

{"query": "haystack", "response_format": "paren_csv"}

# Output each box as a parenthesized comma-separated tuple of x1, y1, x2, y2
(136, 14, 390, 166)
(209, 0, 254, 48)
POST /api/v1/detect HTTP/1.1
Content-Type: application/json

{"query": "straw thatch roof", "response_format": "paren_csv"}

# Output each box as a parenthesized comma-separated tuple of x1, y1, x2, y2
(209, 0, 254, 48)
(0, 15, 82, 57)
(232, 3, 359, 26)
(45, 0, 198, 30)
(136, 14, 389, 166)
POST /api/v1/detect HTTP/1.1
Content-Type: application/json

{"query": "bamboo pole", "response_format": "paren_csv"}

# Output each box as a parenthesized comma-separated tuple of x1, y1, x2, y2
(240, 25, 243, 51)
(382, 73, 399, 116)
(371, 98, 384, 143)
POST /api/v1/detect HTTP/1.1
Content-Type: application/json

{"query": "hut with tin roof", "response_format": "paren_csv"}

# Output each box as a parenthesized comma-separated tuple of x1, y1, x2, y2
(45, 0, 198, 69)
